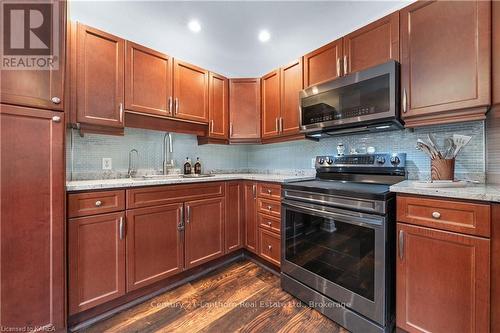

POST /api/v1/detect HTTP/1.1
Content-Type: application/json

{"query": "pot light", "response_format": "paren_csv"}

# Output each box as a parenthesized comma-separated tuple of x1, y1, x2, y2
(258, 30, 271, 43)
(188, 20, 201, 33)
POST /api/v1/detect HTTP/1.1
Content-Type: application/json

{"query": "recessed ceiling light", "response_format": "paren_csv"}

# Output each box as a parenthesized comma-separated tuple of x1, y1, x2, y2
(188, 20, 201, 33)
(258, 30, 271, 43)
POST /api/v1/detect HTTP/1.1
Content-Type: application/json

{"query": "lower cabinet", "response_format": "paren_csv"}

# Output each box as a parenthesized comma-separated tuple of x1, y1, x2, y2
(68, 212, 126, 314)
(184, 197, 225, 269)
(126, 204, 184, 291)
(225, 182, 244, 252)
(244, 182, 258, 253)
(258, 228, 281, 266)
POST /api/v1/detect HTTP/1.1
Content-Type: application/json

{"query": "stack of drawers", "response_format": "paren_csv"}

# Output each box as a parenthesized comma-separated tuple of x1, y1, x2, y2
(256, 183, 282, 266)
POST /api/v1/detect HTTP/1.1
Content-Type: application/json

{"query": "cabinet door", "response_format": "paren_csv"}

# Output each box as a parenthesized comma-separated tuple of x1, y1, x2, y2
(303, 39, 343, 87)
(208, 72, 229, 139)
(225, 182, 244, 252)
(244, 182, 258, 253)
(76, 23, 124, 127)
(280, 59, 303, 136)
(1, 105, 64, 330)
(229, 78, 261, 141)
(396, 223, 489, 333)
(343, 12, 399, 74)
(261, 70, 281, 138)
(173, 59, 208, 123)
(0, 0, 66, 111)
(125, 41, 173, 117)
(185, 197, 224, 269)
(68, 212, 126, 315)
(400, 1, 490, 125)
(493, 0, 500, 107)
(126, 204, 184, 291)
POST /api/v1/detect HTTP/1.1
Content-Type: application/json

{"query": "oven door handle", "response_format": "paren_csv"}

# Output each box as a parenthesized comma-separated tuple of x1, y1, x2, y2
(283, 201, 384, 227)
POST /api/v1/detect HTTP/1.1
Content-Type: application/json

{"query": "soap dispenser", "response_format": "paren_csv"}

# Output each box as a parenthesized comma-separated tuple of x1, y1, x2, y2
(194, 157, 202, 174)
(183, 157, 192, 175)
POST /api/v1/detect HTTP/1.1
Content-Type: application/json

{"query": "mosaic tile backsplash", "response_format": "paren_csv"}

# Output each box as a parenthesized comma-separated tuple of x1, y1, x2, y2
(67, 121, 486, 182)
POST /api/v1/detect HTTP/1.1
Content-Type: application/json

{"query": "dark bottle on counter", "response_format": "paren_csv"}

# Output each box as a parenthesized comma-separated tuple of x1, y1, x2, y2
(194, 157, 202, 174)
(183, 157, 192, 175)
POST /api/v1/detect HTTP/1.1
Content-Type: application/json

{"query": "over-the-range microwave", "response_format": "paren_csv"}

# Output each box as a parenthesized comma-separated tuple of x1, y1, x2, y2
(299, 60, 402, 138)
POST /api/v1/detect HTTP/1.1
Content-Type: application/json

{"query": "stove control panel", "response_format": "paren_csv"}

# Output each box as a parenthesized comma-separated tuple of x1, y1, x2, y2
(316, 153, 406, 169)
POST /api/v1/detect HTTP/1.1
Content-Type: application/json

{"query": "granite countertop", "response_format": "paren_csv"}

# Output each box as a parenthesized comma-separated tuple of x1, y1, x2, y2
(66, 173, 315, 192)
(390, 180, 500, 203)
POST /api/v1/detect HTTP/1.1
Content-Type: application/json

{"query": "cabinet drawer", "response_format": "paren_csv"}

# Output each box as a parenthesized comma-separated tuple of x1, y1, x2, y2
(257, 183, 281, 200)
(258, 213, 281, 234)
(397, 195, 491, 237)
(257, 198, 281, 218)
(127, 182, 225, 209)
(68, 190, 125, 218)
(259, 228, 281, 266)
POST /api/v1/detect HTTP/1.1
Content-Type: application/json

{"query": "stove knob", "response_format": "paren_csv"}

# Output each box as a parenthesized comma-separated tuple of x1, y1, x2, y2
(390, 156, 401, 166)
(376, 156, 386, 165)
(326, 157, 333, 165)
(318, 158, 325, 165)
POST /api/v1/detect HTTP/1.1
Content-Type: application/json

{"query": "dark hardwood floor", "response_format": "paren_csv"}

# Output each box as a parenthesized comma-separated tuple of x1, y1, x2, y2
(80, 260, 348, 333)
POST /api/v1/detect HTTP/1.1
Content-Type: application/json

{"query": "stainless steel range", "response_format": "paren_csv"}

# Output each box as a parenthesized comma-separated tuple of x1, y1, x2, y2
(281, 153, 406, 333)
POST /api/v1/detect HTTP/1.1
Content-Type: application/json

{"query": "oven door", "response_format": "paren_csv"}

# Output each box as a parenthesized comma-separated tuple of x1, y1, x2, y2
(281, 199, 387, 324)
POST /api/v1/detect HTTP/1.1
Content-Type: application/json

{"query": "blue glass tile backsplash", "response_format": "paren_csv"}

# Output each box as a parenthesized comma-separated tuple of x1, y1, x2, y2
(67, 121, 485, 182)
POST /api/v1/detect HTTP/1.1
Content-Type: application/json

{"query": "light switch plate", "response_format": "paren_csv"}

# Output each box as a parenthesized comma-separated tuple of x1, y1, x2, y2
(102, 158, 112, 170)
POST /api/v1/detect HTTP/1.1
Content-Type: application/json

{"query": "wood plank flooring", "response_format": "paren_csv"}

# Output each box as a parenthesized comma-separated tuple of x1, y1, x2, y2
(80, 260, 348, 333)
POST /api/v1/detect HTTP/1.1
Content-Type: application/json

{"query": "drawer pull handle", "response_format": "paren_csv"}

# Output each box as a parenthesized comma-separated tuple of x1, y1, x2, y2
(432, 211, 441, 219)
(267, 221, 272, 226)
(267, 206, 272, 211)
(268, 245, 272, 250)
(95, 200, 102, 207)
(267, 189, 272, 194)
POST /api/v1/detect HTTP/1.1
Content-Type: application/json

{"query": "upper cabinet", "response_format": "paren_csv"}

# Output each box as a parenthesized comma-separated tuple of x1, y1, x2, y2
(125, 41, 173, 117)
(400, 1, 491, 127)
(280, 59, 303, 136)
(0, 0, 66, 111)
(261, 69, 281, 138)
(229, 78, 261, 142)
(493, 0, 500, 109)
(343, 12, 399, 74)
(173, 60, 209, 123)
(303, 39, 343, 88)
(208, 72, 229, 139)
(74, 23, 125, 128)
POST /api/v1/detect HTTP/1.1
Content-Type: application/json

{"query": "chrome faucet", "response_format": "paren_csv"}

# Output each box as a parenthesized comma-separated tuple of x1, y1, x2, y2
(128, 149, 139, 178)
(163, 132, 174, 175)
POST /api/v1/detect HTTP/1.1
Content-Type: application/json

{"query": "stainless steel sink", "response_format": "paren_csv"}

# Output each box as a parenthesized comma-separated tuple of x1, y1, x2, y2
(132, 174, 182, 180)
(182, 174, 215, 178)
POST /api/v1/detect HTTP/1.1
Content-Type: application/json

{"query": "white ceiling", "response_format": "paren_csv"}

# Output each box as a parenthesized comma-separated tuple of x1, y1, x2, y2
(70, 0, 412, 77)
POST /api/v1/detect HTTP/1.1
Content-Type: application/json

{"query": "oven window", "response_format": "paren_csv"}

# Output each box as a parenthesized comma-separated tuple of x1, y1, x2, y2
(301, 74, 390, 126)
(285, 209, 375, 301)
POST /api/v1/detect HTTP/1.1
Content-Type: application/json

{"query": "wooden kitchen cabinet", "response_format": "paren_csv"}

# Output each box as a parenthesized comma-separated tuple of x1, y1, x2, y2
(258, 228, 281, 266)
(303, 39, 343, 87)
(243, 182, 258, 253)
(492, 204, 500, 332)
(229, 78, 261, 142)
(0, 0, 66, 111)
(0, 105, 65, 331)
(74, 23, 125, 128)
(493, 0, 500, 108)
(184, 197, 225, 269)
(400, 0, 491, 127)
(280, 59, 303, 137)
(126, 204, 184, 291)
(68, 212, 126, 315)
(125, 41, 173, 117)
(396, 222, 490, 333)
(225, 182, 244, 252)
(173, 59, 209, 123)
(208, 72, 229, 139)
(261, 69, 281, 138)
(343, 12, 399, 74)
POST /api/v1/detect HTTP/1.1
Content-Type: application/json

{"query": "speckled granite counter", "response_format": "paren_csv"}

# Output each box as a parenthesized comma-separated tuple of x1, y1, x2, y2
(66, 173, 315, 192)
(390, 180, 500, 203)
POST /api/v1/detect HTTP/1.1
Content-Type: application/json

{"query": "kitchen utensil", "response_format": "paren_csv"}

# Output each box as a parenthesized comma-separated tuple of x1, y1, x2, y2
(443, 138, 455, 159)
(427, 134, 443, 159)
(416, 139, 436, 159)
(452, 134, 472, 157)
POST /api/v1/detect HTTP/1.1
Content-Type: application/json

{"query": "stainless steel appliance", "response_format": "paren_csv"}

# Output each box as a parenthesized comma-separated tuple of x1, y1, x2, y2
(299, 61, 401, 138)
(281, 153, 406, 333)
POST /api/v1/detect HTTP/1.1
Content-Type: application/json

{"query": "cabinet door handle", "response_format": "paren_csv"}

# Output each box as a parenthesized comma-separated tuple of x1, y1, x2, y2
(95, 200, 102, 207)
(186, 205, 191, 223)
(432, 211, 441, 219)
(343, 56, 348, 75)
(275, 118, 279, 133)
(230, 122, 233, 137)
(119, 103, 124, 122)
(52, 116, 61, 123)
(279, 117, 283, 133)
(267, 221, 272, 226)
(178, 206, 185, 231)
(174, 98, 179, 115)
(252, 184, 256, 199)
(210, 120, 214, 133)
(402, 89, 407, 113)
(267, 205, 272, 211)
(51, 96, 61, 104)
(267, 189, 272, 194)
(119, 216, 125, 240)
(398, 230, 404, 260)
(268, 245, 272, 251)
(168, 96, 173, 114)
(336, 58, 340, 77)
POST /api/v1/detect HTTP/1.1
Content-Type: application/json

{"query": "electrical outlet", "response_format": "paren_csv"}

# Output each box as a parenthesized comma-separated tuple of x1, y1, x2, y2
(311, 158, 316, 168)
(102, 158, 112, 170)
